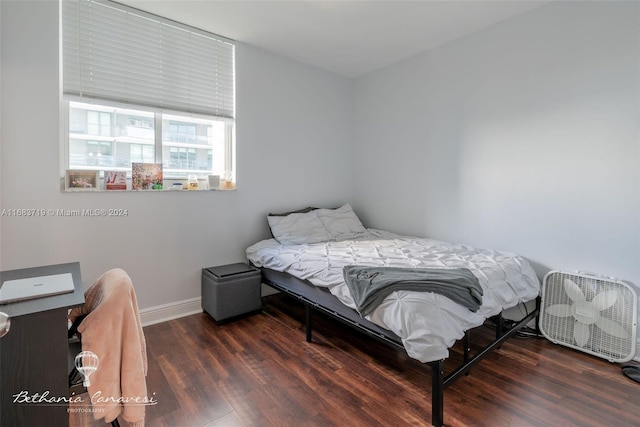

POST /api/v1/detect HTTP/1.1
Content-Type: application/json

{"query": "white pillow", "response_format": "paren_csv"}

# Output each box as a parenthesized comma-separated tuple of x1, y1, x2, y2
(317, 204, 367, 241)
(267, 210, 331, 245)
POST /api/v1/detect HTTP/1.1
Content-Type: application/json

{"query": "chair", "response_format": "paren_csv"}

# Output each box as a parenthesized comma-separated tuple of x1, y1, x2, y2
(69, 314, 121, 427)
(67, 268, 147, 427)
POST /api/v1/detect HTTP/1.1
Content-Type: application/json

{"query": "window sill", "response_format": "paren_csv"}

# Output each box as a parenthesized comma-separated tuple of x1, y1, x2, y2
(62, 188, 236, 193)
(60, 176, 235, 192)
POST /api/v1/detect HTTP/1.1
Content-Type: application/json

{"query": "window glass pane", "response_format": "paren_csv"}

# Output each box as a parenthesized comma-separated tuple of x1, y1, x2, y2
(100, 112, 111, 137)
(143, 145, 154, 162)
(69, 101, 154, 171)
(162, 114, 225, 178)
(67, 101, 233, 186)
(86, 140, 114, 167)
(128, 143, 154, 165)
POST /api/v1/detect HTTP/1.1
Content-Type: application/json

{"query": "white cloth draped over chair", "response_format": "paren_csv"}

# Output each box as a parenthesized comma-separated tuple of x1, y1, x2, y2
(68, 268, 148, 427)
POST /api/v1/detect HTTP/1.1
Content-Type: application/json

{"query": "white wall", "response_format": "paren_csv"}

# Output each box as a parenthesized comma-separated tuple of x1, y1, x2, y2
(354, 1, 640, 287)
(0, 1, 354, 310)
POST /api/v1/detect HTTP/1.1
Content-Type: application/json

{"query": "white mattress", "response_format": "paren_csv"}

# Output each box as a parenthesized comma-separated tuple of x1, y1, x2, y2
(246, 229, 540, 363)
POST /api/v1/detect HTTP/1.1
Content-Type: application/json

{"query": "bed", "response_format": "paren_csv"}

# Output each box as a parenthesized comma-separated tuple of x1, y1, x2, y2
(246, 204, 541, 426)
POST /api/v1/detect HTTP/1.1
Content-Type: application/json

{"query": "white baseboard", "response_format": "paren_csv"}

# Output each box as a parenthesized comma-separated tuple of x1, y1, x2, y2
(139, 297, 202, 327)
(139, 284, 277, 327)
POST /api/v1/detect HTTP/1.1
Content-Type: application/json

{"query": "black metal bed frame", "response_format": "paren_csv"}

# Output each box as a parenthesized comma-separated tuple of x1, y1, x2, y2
(261, 268, 539, 427)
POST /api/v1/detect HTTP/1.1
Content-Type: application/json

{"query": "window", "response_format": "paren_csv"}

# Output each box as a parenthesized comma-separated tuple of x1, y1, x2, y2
(68, 101, 230, 178)
(129, 144, 155, 165)
(62, 0, 235, 189)
(168, 122, 197, 144)
(86, 141, 113, 167)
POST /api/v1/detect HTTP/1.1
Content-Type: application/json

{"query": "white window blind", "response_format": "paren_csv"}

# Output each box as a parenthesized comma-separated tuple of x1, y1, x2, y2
(62, 0, 235, 119)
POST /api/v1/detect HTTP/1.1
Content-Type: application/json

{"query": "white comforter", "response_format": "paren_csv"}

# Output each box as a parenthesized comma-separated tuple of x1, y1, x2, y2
(246, 229, 540, 363)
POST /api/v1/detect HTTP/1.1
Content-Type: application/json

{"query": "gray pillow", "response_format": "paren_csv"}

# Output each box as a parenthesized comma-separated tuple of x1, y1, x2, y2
(267, 210, 331, 245)
(317, 204, 367, 241)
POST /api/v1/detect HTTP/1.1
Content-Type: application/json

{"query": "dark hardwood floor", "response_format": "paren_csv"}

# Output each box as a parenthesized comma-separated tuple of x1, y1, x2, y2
(126, 294, 639, 426)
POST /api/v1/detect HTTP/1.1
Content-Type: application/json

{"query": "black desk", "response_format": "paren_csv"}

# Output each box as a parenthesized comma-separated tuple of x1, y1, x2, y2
(0, 262, 85, 427)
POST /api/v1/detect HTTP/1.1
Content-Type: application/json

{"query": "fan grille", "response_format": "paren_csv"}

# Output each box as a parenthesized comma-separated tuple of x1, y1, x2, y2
(540, 271, 637, 363)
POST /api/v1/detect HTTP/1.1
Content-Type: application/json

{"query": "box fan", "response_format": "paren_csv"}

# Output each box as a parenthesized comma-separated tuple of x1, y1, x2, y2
(539, 271, 637, 363)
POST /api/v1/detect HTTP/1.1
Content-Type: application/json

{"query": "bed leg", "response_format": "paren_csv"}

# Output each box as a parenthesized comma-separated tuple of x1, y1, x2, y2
(495, 313, 504, 340)
(534, 296, 542, 335)
(431, 360, 444, 427)
(305, 302, 313, 343)
(463, 331, 471, 367)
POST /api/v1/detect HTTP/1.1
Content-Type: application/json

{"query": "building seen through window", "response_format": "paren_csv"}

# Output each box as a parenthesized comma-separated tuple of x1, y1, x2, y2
(68, 102, 228, 178)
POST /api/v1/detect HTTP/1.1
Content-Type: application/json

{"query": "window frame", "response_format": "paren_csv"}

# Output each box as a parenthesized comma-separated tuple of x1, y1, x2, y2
(60, 0, 236, 191)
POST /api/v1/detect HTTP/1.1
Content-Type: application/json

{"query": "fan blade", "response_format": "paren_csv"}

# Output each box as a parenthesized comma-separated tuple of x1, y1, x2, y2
(545, 304, 573, 317)
(574, 322, 591, 347)
(564, 279, 586, 303)
(591, 290, 619, 311)
(596, 317, 630, 339)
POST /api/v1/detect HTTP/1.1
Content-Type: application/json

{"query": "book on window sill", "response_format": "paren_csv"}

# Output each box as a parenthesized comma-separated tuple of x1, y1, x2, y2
(105, 171, 127, 191)
(131, 163, 163, 190)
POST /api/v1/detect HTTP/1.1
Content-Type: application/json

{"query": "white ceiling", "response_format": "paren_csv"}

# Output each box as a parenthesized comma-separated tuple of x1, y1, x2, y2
(119, 0, 549, 77)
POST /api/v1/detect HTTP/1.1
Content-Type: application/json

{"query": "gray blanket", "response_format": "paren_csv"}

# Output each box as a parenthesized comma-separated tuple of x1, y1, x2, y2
(343, 265, 483, 316)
